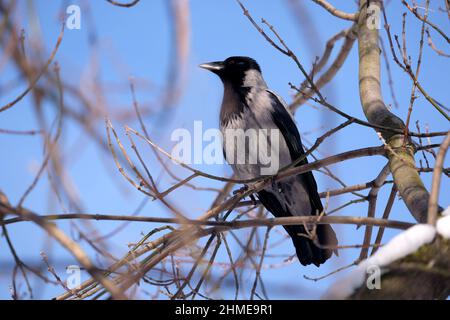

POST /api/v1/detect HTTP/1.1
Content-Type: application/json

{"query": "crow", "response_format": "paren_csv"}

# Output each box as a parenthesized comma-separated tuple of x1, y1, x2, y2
(200, 56, 338, 266)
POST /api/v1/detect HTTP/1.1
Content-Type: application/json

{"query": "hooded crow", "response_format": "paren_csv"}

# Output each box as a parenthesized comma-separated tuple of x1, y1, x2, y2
(200, 56, 338, 266)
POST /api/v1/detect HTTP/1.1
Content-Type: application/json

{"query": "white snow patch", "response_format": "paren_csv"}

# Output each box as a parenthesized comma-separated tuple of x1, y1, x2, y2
(437, 215, 450, 239)
(323, 224, 436, 299)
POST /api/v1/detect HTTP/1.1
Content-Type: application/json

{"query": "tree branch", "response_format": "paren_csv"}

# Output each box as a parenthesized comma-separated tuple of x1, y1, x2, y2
(357, 0, 432, 223)
(351, 237, 450, 299)
(311, 0, 359, 21)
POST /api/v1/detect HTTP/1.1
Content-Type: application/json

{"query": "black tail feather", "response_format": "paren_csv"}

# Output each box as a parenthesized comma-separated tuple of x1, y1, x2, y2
(257, 190, 338, 267)
(289, 224, 338, 267)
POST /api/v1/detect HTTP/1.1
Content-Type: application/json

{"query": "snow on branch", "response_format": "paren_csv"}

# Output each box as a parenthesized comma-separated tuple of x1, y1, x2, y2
(323, 208, 450, 300)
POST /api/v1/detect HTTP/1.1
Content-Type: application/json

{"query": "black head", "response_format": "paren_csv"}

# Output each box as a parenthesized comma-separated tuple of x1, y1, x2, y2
(200, 56, 262, 86)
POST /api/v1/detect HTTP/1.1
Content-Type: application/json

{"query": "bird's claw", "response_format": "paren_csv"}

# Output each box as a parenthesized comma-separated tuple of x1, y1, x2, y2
(233, 184, 249, 196)
(233, 185, 258, 205)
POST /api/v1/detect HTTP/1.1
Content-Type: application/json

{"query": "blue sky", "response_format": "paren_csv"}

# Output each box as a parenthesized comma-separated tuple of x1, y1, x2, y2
(0, 0, 448, 299)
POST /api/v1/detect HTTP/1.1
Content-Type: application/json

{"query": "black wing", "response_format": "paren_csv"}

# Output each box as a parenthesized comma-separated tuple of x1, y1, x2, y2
(265, 90, 323, 214)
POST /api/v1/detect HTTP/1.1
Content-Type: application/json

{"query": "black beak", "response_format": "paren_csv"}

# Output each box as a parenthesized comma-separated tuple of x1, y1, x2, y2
(199, 61, 224, 73)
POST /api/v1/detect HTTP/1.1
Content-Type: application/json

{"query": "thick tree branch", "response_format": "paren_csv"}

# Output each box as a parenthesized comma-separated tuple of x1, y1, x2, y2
(351, 237, 450, 299)
(357, 0, 431, 223)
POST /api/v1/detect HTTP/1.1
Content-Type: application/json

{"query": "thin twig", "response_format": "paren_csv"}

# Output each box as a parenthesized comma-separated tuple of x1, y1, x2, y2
(428, 131, 450, 225)
(0, 24, 64, 113)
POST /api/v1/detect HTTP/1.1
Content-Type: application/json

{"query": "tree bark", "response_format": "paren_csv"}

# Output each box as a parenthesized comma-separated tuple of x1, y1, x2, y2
(350, 237, 450, 299)
(357, 0, 430, 223)
(349, 0, 449, 300)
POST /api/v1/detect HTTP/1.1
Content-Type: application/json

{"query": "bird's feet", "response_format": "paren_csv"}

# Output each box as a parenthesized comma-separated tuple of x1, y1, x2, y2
(233, 184, 249, 195)
(233, 185, 258, 205)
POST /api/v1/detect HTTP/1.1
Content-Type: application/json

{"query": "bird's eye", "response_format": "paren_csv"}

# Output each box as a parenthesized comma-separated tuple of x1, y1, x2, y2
(236, 61, 246, 66)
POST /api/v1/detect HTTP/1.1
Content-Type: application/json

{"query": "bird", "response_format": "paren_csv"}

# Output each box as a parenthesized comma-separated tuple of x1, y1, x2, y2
(200, 56, 338, 266)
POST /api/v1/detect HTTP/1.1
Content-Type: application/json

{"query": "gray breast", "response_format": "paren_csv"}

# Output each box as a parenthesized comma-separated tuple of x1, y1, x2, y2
(220, 87, 312, 217)
(220, 89, 291, 179)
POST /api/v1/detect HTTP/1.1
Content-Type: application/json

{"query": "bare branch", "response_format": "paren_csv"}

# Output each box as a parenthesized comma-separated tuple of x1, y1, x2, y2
(358, 0, 434, 223)
(311, 0, 359, 21)
(105, 0, 140, 8)
(428, 131, 450, 225)
(0, 23, 64, 113)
